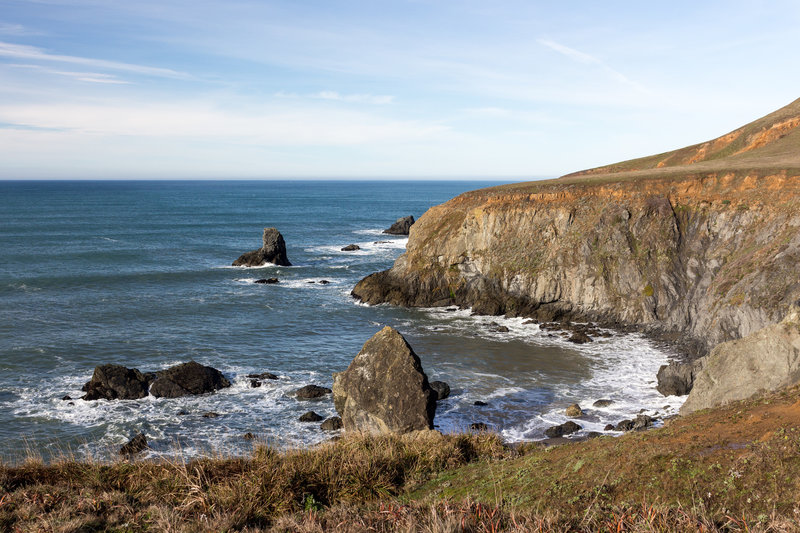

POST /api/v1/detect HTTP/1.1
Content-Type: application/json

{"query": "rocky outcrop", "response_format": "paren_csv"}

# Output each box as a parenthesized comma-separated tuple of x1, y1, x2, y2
(332, 327, 436, 434)
(82, 361, 231, 401)
(294, 385, 332, 399)
(233, 228, 291, 267)
(120, 433, 148, 456)
(150, 361, 231, 398)
(657, 359, 705, 396)
(430, 380, 451, 401)
(353, 171, 800, 355)
(82, 364, 153, 400)
(383, 216, 415, 235)
(681, 304, 800, 414)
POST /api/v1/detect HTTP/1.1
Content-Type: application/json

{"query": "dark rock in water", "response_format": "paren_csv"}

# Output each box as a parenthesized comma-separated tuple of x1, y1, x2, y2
(470, 423, 488, 431)
(119, 433, 148, 456)
(294, 384, 332, 399)
(544, 420, 582, 438)
(247, 372, 278, 380)
(254, 278, 279, 284)
(656, 359, 704, 396)
(243, 432, 256, 440)
(603, 424, 615, 431)
(332, 326, 435, 434)
(587, 431, 602, 439)
(62, 395, 72, 401)
(474, 400, 488, 407)
(383, 215, 415, 235)
(341, 244, 361, 251)
(318, 280, 331, 285)
(374, 240, 391, 244)
(232, 227, 291, 267)
(68, 402, 74, 406)
(150, 361, 231, 399)
(82, 364, 153, 401)
(320, 417, 343, 431)
(250, 379, 262, 388)
(178, 410, 189, 416)
(615, 414, 654, 432)
(568, 332, 593, 344)
(593, 399, 614, 408)
(489, 322, 509, 333)
(430, 380, 451, 401)
(299, 411, 324, 422)
(202, 412, 220, 418)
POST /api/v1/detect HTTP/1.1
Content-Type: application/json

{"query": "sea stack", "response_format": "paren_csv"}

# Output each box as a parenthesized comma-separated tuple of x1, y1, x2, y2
(232, 227, 291, 267)
(383, 216, 415, 235)
(332, 326, 436, 434)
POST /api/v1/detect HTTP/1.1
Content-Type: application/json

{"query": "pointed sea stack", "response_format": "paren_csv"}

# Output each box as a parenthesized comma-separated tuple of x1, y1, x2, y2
(233, 227, 291, 267)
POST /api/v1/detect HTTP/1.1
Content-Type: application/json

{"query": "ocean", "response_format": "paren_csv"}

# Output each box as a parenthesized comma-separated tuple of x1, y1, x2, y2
(0, 180, 684, 462)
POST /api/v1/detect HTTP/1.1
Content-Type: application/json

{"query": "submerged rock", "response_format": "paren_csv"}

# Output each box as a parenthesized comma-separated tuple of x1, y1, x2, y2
(254, 278, 279, 284)
(383, 216, 415, 235)
(247, 372, 278, 380)
(150, 361, 231, 399)
(82, 364, 153, 401)
(119, 433, 148, 456)
(233, 227, 291, 267)
(332, 326, 436, 434)
(341, 244, 361, 251)
(593, 399, 614, 408)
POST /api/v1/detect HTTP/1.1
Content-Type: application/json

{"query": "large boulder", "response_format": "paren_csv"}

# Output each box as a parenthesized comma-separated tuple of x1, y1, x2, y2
(150, 361, 231, 398)
(82, 364, 153, 400)
(383, 216, 415, 235)
(656, 359, 705, 396)
(681, 304, 800, 414)
(332, 326, 436, 434)
(232, 227, 291, 267)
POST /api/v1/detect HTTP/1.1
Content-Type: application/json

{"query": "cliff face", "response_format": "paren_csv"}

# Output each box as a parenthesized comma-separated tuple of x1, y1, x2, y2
(354, 170, 800, 354)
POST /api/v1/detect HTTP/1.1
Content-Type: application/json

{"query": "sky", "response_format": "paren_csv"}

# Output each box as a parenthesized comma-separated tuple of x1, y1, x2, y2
(1, 1, 800, 180)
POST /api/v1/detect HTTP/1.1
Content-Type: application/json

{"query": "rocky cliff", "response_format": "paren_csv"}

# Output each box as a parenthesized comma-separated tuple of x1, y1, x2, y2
(354, 99, 800, 355)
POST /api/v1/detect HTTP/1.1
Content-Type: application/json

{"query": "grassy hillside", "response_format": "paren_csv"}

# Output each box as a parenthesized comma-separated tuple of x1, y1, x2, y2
(3, 384, 800, 531)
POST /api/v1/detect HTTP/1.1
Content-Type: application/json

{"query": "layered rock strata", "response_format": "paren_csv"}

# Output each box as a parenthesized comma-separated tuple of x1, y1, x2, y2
(353, 170, 800, 355)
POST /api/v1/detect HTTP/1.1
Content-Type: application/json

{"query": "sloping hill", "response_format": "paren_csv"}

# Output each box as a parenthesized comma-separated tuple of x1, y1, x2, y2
(563, 97, 800, 180)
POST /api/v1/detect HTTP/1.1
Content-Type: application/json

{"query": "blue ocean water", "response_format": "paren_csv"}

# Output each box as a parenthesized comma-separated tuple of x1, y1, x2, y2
(0, 180, 683, 462)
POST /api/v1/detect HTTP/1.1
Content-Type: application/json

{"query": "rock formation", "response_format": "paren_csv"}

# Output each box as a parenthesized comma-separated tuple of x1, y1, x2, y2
(429, 380, 451, 401)
(681, 304, 800, 414)
(149, 361, 231, 398)
(383, 216, 415, 235)
(233, 227, 291, 267)
(332, 326, 436, 434)
(83, 361, 230, 401)
(294, 384, 332, 399)
(656, 359, 705, 396)
(82, 364, 153, 400)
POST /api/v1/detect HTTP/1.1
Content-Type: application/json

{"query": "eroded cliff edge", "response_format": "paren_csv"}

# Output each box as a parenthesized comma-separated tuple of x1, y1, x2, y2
(354, 170, 800, 355)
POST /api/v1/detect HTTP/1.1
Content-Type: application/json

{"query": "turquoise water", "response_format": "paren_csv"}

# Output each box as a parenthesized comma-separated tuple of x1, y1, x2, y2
(0, 180, 682, 462)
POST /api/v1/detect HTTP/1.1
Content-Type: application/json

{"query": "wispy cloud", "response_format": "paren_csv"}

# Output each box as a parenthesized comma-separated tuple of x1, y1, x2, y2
(9, 63, 130, 84)
(275, 91, 394, 105)
(537, 38, 645, 90)
(0, 23, 42, 36)
(0, 41, 190, 79)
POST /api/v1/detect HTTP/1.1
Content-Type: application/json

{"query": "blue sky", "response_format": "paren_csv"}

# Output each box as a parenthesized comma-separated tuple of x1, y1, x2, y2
(1, 1, 799, 179)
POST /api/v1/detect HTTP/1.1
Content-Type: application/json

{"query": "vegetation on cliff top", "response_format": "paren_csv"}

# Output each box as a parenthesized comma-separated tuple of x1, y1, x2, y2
(4, 384, 800, 531)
